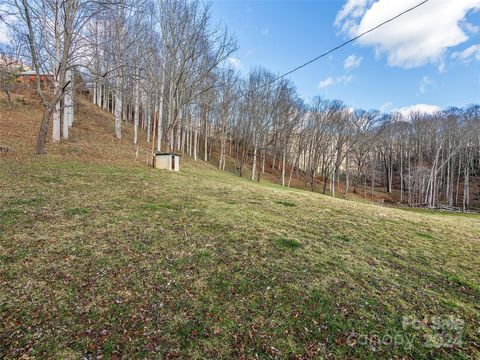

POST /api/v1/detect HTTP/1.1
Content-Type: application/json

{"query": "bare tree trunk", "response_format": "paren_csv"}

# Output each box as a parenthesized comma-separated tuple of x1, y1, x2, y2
(332, 164, 336, 198)
(103, 84, 108, 111)
(400, 141, 404, 203)
(251, 144, 257, 181)
(257, 150, 264, 183)
(344, 153, 349, 196)
(193, 127, 198, 161)
(288, 152, 301, 188)
(69, 69, 74, 127)
(114, 79, 122, 139)
(219, 137, 225, 169)
(371, 156, 376, 198)
(37, 105, 56, 154)
(133, 68, 140, 144)
(204, 115, 208, 162)
(146, 106, 151, 143)
(408, 146, 412, 205)
(63, 68, 72, 140)
(52, 37, 61, 142)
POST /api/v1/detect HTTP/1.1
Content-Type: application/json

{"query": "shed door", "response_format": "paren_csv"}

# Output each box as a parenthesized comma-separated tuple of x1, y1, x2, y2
(171, 155, 175, 171)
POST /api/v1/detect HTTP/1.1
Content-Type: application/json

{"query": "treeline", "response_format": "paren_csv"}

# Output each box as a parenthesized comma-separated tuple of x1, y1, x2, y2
(2, 0, 480, 209)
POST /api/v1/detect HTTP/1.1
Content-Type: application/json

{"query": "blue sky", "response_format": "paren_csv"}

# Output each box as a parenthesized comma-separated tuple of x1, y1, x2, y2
(210, 0, 480, 113)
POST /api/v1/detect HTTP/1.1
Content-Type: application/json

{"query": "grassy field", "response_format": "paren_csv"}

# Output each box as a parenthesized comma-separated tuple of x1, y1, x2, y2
(1, 155, 480, 359)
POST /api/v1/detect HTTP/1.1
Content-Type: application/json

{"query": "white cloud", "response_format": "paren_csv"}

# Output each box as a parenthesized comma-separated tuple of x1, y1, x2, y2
(245, 49, 254, 57)
(393, 104, 441, 117)
(228, 57, 244, 72)
(335, 0, 371, 33)
(335, 0, 480, 68)
(462, 21, 479, 34)
(318, 75, 353, 89)
(344, 54, 363, 70)
(437, 60, 446, 73)
(338, 75, 354, 84)
(418, 76, 434, 94)
(379, 101, 393, 113)
(318, 77, 335, 89)
(452, 44, 480, 61)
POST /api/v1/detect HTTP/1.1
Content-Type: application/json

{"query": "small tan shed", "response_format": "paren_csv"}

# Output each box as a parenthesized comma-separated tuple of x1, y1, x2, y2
(153, 152, 181, 171)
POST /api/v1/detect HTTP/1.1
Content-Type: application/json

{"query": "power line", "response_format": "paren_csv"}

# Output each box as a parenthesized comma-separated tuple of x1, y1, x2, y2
(195, 0, 430, 107)
(255, 0, 430, 93)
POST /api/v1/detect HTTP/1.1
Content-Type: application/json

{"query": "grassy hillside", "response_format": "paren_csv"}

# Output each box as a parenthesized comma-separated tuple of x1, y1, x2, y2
(1, 156, 480, 359)
(1, 96, 480, 359)
(0, 92, 153, 164)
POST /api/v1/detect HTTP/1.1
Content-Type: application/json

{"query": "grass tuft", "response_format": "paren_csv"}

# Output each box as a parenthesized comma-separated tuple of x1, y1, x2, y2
(447, 274, 480, 294)
(274, 237, 301, 249)
(332, 234, 352, 242)
(416, 232, 434, 239)
(65, 207, 90, 216)
(275, 200, 297, 207)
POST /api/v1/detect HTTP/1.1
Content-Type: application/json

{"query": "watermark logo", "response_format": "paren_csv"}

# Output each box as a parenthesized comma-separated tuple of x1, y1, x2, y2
(402, 315, 464, 349)
(346, 315, 464, 351)
(346, 332, 416, 351)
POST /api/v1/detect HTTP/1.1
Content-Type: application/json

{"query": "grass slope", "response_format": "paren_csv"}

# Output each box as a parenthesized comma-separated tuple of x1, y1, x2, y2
(1, 156, 480, 359)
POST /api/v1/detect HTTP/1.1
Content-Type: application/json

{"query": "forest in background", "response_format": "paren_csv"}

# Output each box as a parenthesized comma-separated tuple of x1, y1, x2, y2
(1, 0, 480, 210)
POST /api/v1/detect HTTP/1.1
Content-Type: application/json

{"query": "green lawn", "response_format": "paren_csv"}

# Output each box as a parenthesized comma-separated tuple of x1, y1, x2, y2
(1, 157, 479, 359)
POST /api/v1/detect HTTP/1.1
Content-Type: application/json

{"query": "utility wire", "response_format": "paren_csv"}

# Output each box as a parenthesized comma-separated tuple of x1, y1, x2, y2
(253, 0, 430, 94)
(194, 0, 430, 107)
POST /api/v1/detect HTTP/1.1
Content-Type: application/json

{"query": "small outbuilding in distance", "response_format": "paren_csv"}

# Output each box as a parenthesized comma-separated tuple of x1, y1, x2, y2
(153, 152, 181, 171)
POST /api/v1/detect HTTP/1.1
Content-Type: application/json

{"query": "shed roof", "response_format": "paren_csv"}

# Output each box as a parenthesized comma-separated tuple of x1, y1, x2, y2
(18, 70, 53, 76)
(154, 151, 182, 156)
